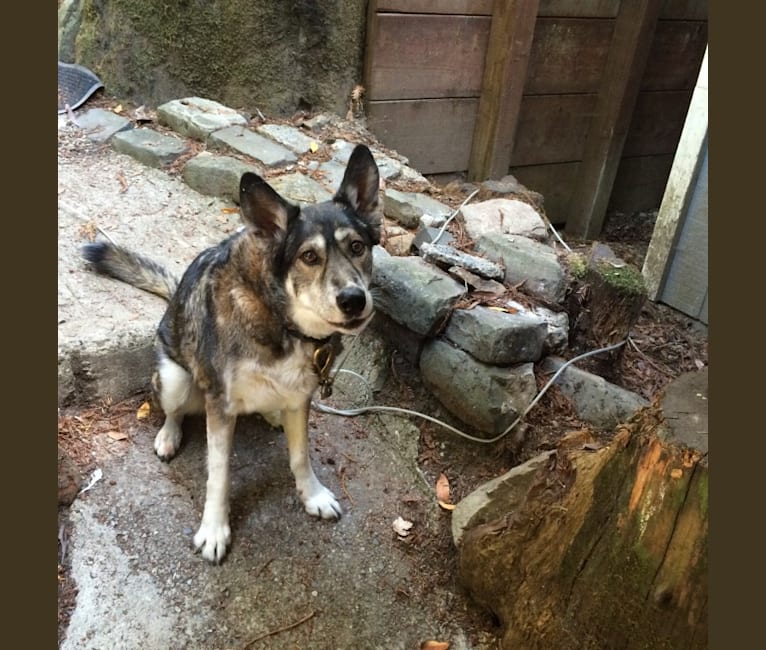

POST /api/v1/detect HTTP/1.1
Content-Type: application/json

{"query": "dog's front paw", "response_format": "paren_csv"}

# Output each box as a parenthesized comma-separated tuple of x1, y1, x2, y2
(154, 420, 182, 461)
(301, 484, 342, 520)
(193, 521, 231, 564)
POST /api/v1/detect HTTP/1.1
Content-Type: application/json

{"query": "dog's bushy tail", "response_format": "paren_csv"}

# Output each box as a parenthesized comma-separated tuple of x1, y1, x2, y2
(82, 241, 179, 301)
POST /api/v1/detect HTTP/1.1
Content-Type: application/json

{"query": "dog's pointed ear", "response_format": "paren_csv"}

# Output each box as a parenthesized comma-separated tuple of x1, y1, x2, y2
(335, 145, 380, 222)
(239, 172, 299, 235)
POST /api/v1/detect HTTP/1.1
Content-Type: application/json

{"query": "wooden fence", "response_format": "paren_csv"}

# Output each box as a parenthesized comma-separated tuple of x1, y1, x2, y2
(364, 0, 708, 238)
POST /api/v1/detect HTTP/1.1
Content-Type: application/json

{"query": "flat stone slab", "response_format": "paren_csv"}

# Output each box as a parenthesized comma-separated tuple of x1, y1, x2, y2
(420, 339, 537, 435)
(444, 306, 547, 365)
(476, 234, 566, 304)
(182, 152, 260, 204)
(209, 126, 297, 167)
(110, 128, 190, 168)
(540, 356, 649, 429)
(384, 189, 452, 229)
(76, 108, 132, 142)
(157, 97, 247, 140)
(269, 173, 333, 206)
(257, 123, 317, 154)
(372, 253, 465, 336)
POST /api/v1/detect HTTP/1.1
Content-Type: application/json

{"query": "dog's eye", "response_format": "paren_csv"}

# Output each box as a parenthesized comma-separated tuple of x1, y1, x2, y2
(349, 240, 366, 256)
(301, 250, 320, 266)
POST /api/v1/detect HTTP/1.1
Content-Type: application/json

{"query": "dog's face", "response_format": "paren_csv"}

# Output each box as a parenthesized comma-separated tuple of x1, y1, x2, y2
(239, 145, 381, 339)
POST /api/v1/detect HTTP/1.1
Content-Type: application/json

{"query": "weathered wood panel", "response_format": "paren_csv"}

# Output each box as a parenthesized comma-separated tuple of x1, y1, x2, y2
(377, 0, 493, 15)
(367, 14, 490, 100)
(511, 94, 596, 166)
(567, 0, 664, 239)
(641, 20, 709, 90)
(524, 18, 613, 95)
(659, 145, 708, 321)
(608, 154, 675, 213)
(537, 0, 706, 19)
(623, 90, 693, 157)
(509, 161, 580, 225)
(468, 0, 540, 180)
(367, 98, 478, 173)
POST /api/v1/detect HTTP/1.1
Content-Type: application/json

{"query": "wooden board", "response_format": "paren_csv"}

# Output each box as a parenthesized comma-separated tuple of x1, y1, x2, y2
(608, 154, 674, 213)
(660, 0, 708, 20)
(524, 18, 613, 95)
(376, 0, 493, 15)
(509, 161, 580, 225)
(622, 90, 693, 157)
(511, 94, 596, 166)
(641, 20, 709, 91)
(367, 98, 478, 173)
(537, 0, 706, 19)
(367, 14, 490, 100)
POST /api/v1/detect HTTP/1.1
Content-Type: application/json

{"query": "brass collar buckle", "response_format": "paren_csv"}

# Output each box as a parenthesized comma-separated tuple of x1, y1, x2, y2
(313, 343, 335, 399)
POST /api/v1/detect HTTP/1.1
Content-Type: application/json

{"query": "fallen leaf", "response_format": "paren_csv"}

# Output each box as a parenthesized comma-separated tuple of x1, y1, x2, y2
(438, 500, 456, 511)
(309, 141, 319, 153)
(392, 516, 413, 537)
(435, 473, 450, 503)
(670, 468, 683, 479)
(136, 401, 151, 420)
(113, 104, 123, 114)
(221, 207, 239, 214)
(107, 431, 129, 441)
(420, 642, 450, 650)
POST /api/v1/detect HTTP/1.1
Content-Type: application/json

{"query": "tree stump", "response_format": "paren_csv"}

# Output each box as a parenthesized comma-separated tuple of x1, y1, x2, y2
(566, 243, 647, 364)
(457, 368, 708, 649)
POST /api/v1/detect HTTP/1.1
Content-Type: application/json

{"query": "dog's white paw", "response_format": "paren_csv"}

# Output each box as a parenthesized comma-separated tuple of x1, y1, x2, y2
(154, 421, 182, 461)
(193, 521, 231, 564)
(301, 484, 342, 520)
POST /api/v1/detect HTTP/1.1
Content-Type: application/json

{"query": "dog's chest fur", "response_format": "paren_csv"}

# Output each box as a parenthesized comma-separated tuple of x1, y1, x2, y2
(222, 342, 319, 415)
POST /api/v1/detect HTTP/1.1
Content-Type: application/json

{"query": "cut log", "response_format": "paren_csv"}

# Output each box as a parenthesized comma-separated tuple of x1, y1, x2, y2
(457, 368, 708, 649)
(566, 243, 647, 364)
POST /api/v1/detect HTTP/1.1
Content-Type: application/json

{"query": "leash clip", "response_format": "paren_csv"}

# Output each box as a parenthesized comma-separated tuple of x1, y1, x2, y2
(313, 343, 335, 399)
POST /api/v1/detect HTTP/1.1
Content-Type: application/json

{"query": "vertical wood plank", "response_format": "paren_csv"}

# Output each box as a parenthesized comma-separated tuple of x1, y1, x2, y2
(467, 0, 540, 181)
(565, 0, 664, 239)
(362, 0, 379, 106)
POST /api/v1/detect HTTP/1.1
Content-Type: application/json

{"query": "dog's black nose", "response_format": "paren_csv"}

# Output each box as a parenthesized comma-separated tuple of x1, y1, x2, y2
(337, 287, 366, 317)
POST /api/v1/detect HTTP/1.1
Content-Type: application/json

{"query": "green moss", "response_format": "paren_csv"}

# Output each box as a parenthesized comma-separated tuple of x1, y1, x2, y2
(594, 261, 646, 295)
(567, 253, 588, 280)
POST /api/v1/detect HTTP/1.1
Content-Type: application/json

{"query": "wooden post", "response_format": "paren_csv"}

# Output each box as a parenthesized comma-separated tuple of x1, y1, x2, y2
(566, 0, 663, 240)
(467, 0, 539, 182)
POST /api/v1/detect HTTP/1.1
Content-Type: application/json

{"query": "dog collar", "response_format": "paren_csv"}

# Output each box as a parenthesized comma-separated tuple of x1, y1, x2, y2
(313, 343, 335, 399)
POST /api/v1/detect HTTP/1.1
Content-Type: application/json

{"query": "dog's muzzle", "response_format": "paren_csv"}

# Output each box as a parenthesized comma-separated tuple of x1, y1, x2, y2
(336, 287, 367, 318)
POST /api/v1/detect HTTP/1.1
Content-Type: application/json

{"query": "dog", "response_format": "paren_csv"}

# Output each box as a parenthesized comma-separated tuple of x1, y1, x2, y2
(82, 144, 381, 563)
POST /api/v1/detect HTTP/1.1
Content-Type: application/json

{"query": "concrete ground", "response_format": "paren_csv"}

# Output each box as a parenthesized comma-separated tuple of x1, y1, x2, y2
(58, 119, 499, 649)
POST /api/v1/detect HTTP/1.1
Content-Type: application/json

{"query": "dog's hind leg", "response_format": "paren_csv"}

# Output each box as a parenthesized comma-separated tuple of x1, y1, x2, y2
(283, 400, 342, 520)
(194, 400, 235, 563)
(153, 355, 204, 461)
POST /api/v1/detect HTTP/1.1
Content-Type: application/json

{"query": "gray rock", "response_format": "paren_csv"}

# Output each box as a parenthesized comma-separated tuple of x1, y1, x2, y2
(157, 97, 247, 140)
(531, 305, 570, 355)
(419, 242, 505, 282)
(476, 234, 566, 304)
(317, 160, 348, 191)
(372, 256, 465, 335)
(76, 108, 133, 142)
(329, 139, 357, 164)
(182, 153, 260, 204)
(420, 339, 537, 435)
(451, 451, 555, 546)
(384, 189, 452, 229)
(59, 446, 83, 506)
(111, 128, 189, 168)
(269, 173, 333, 207)
(461, 198, 548, 242)
(257, 123, 317, 154)
(444, 306, 547, 364)
(371, 151, 402, 180)
(209, 126, 297, 167)
(412, 226, 453, 250)
(398, 165, 429, 185)
(540, 356, 649, 428)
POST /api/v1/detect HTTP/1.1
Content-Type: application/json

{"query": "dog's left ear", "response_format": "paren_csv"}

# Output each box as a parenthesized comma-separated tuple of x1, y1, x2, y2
(335, 145, 380, 223)
(239, 172, 299, 236)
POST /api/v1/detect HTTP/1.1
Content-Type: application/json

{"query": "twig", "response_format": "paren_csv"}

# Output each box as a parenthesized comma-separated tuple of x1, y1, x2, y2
(627, 337, 673, 376)
(242, 609, 316, 647)
(340, 468, 355, 506)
